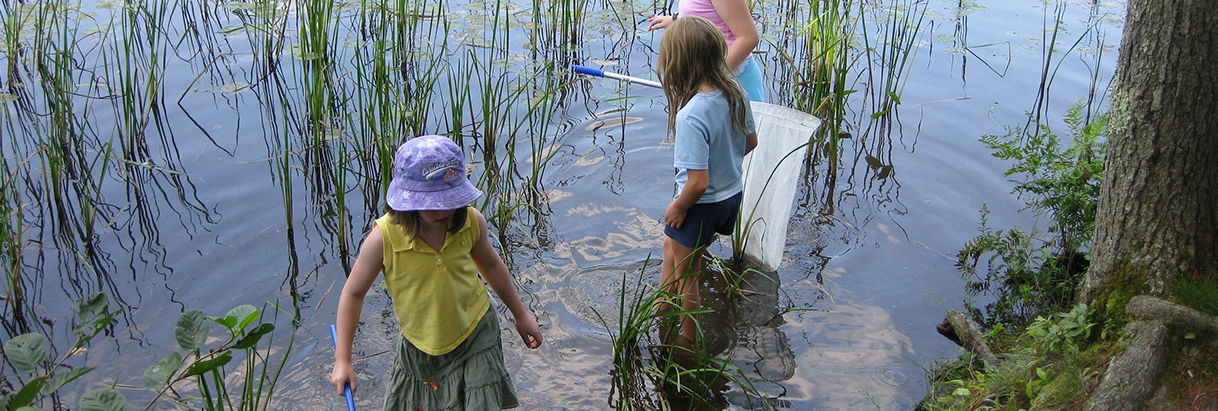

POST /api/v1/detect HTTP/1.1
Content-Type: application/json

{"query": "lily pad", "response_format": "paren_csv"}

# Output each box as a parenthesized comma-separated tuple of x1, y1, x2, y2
(220, 82, 249, 93)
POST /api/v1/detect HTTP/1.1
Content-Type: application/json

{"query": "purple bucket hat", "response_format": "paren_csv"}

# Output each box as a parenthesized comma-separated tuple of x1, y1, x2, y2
(385, 135, 482, 211)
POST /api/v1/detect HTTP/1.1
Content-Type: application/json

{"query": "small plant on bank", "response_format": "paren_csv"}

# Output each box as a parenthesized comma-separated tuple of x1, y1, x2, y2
(1024, 302, 1096, 355)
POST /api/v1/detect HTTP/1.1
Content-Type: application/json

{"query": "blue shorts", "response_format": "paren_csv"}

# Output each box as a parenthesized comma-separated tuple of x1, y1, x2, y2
(664, 192, 743, 249)
(736, 57, 765, 103)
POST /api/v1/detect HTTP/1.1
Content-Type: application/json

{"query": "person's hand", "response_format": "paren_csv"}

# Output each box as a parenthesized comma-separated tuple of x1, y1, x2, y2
(664, 201, 687, 229)
(647, 15, 675, 31)
(330, 361, 357, 396)
(514, 312, 543, 349)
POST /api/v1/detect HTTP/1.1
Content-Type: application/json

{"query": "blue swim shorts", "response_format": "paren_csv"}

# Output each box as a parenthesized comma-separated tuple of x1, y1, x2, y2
(664, 192, 743, 249)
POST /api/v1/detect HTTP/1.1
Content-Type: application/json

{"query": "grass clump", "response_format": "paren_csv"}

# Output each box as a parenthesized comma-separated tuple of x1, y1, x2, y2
(594, 257, 777, 410)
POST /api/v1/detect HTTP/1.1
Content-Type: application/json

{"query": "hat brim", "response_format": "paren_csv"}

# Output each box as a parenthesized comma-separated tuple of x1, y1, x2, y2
(386, 181, 483, 211)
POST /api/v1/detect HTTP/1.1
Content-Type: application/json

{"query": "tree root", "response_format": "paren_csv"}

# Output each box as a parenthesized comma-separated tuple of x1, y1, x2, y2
(936, 309, 1000, 370)
(1082, 320, 1168, 411)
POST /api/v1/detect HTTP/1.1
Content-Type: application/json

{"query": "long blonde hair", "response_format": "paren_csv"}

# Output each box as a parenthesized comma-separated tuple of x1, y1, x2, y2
(657, 16, 750, 138)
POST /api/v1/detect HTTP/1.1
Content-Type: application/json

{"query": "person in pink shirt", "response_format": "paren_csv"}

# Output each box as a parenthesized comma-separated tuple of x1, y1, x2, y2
(648, 0, 765, 102)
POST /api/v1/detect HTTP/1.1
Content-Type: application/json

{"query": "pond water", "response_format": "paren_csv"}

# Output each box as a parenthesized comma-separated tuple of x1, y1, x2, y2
(0, 0, 1123, 409)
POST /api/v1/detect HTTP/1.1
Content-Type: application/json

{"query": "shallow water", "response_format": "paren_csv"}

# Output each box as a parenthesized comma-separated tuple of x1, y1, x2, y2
(0, 0, 1123, 409)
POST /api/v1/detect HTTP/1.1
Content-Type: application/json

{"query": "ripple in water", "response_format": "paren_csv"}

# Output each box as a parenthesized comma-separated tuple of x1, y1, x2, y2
(557, 261, 659, 337)
(868, 363, 913, 389)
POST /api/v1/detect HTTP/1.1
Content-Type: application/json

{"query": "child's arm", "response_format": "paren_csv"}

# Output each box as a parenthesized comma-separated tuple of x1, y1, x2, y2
(647, 14, 676, 31)
(745, 132, 758, 155)
(712, 0, 760, 70)
(469, 208, 544, 349)
(330, 227, 385, 396)
(666, 169, 709, 229)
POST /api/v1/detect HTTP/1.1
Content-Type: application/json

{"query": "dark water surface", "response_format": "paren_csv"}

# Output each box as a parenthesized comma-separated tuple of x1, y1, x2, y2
(1, 0, 1123, 409)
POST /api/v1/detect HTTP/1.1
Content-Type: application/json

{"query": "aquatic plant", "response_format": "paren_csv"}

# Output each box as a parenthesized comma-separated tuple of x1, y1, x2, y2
(594, 256, 776, 410)
(1, 294, 119, 410)
(958, 102, 1108, 328)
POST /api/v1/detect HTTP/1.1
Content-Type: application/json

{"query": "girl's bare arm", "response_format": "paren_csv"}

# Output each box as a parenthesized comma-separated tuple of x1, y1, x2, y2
(712, 0, 760, 70)
(330, 227, 384, 395)
(469, 208, 543, 349)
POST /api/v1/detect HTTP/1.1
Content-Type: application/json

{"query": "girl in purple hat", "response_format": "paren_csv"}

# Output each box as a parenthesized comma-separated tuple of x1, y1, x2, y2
(654, 17, 757, 347)
(330, 135, 542, 410)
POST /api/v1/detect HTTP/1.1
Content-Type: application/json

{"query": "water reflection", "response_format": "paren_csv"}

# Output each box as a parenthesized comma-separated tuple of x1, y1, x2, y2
(703, 264, 800, 407)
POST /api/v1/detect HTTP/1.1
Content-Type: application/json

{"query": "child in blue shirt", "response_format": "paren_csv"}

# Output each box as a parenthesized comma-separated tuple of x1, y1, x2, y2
(655, 16, 758, 345)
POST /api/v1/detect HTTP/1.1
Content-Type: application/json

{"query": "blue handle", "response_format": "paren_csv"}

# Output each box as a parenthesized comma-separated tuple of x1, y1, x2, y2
(330, 324, 356, 411)
(572, 65, 605, 77)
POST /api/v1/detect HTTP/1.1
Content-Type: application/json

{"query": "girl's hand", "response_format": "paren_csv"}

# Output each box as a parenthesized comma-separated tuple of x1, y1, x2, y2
(665, 201, 688, 229)
(647, 15, 675, 31)
(514, 312, 543, 349)
(330, 361, 357, 396)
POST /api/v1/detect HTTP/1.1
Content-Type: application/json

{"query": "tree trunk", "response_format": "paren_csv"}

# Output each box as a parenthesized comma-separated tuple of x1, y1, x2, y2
(1077, 0, 1218, 301)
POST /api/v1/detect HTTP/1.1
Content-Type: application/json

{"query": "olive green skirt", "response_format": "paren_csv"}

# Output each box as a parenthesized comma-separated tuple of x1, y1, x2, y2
(383, 308, 519, 411)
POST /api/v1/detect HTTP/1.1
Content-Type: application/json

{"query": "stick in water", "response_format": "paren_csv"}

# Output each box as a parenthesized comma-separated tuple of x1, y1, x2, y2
(572, 65, 663, 89)
(330, 324, 356, 411)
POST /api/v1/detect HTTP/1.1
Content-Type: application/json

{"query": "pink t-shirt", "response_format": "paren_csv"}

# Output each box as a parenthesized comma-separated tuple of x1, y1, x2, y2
(678, 0, 752, 71)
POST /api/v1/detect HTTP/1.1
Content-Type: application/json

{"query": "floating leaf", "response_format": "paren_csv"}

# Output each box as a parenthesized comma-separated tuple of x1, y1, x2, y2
(878, 165, 893, 180)
(4, 334, 49, 373)
(589, 59, 617, 67)
(935, 34, 956, 43)
(44, 366, 94, 395)
(491, 58, 513, 68)
(225, 1, 256, 10)
(865, 155, 883, 168)
(0, 93, 19, 103)
(944, 47, 966, 56)
(220, 82, 249, 94)
(175, 310, 209, 352)
(184, 351, 233, 377)
(143, 352, 182, 388)
(233, 324, 275, 349)
(217, 24, 246, 34)
(78, 388, 126, 411)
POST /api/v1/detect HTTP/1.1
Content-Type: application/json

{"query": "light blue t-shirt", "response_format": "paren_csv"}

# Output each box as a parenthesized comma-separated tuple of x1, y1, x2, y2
(673, 90, 756, 204)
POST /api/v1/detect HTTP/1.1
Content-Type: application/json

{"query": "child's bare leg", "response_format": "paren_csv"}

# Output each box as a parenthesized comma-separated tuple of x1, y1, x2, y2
(679, 247, 705, 342)
(662, 236, 703, 343)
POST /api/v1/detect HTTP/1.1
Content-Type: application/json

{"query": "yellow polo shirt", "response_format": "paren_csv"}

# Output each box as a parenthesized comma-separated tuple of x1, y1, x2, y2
(376, 208, 490, 356)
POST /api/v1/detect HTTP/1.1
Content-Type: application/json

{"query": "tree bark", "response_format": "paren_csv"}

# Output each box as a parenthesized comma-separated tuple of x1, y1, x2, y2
(1077, 0, 1218, 301)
